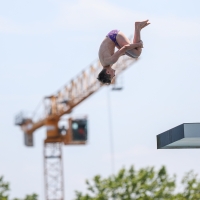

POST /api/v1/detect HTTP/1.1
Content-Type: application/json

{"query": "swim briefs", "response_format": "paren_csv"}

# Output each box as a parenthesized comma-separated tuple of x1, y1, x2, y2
(106, 30, 120, 48)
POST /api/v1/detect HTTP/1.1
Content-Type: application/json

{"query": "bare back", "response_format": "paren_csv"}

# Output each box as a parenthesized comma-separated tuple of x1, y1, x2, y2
(98, 37, 115, 67)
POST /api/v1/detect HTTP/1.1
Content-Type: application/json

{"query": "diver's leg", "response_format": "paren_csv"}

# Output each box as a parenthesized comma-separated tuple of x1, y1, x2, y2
(116, 20, 150, 57)
(116, 31, 142, 57)
(116, 31, 131, 48)
(134, 20, 150, 43)
(133, 25, 142, 44)
(132, 27, 143, 56)
(132, 20, 150, 55)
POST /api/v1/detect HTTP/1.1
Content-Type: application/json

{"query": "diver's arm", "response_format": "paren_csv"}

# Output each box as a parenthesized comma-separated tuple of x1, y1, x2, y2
(104, 46, 127, 65)
(105, 43, 142, 64)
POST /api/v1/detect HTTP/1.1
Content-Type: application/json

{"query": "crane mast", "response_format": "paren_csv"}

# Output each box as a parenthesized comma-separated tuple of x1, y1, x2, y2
(15, 55, 138, 200)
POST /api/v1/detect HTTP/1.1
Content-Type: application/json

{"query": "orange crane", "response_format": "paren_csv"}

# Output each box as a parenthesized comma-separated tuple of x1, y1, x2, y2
(15, 56, 138, 200)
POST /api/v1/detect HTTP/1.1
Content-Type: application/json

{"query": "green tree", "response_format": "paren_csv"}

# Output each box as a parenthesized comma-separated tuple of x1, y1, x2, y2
(74, 165, 200, 200)
(24, 194, 38, 200)
(74, 166, 176, 200)
(0, 176, 9, 200)
(174, 171, 200, 200)
(13, 194, 38, 200)
(0, 176, 38, 200)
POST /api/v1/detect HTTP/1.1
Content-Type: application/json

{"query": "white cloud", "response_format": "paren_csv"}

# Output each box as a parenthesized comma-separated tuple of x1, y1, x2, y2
(0, 16, 52, 34)
(151, 17, 200, 38)
(0, 17, 21, 34)
(55, 0, 146, 31)
(1, 0, 200, 38)
(102, 145, 156, 162)
(53, 0, 200, 38)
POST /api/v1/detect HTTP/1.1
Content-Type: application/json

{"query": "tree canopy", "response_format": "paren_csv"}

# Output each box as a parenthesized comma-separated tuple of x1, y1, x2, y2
(0, 176, 9, 200)
(1, 165, 200, 200)
(74, 165, 200, 200)
(0, 176, 38, 200)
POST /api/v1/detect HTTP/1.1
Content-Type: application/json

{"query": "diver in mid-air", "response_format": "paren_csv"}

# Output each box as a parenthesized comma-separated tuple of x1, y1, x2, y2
(97, 20, 150, 84)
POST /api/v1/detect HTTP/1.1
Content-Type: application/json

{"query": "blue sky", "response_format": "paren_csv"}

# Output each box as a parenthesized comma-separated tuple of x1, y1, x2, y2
(1, 0, 200, 199)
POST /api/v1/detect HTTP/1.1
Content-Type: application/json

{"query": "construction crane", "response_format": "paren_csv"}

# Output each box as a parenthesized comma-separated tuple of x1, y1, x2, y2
(15, 56, 138, 200)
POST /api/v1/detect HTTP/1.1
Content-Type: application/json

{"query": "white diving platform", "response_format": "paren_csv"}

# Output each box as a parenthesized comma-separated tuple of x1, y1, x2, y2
(157, 123, 200, 149)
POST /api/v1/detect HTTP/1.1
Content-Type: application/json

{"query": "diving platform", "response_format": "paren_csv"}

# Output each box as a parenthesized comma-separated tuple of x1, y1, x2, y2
(157, 123, 200, 149)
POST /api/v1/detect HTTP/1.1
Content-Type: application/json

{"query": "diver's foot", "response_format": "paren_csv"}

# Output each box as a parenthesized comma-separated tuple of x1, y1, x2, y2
(135, 20, 150, 30)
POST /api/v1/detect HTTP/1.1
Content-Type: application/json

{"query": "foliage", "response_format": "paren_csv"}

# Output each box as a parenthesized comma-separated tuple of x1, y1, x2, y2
(1, 165, 200, 200)
(0, 176, 38, 200)
(0, 176, 9, 200)
(74, 165, 200, 200)
(13, 194, 38, 200)
(23, 194, 38, 200)
(174, 171, 200, 200)
(74, 166, 176, 200)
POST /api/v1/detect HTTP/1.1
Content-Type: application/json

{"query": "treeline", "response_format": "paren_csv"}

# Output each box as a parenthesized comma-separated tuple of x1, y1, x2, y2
(1, 165, 200, 200)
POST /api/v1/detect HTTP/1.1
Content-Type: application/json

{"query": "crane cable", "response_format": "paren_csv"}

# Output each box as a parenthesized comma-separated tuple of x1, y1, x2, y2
(107, 86, 115, 175)
(32, 99, 43, 120)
